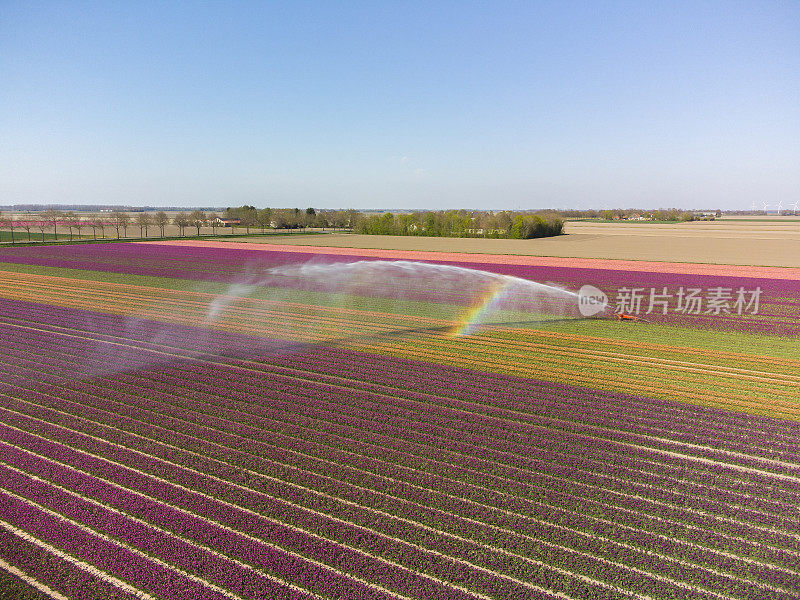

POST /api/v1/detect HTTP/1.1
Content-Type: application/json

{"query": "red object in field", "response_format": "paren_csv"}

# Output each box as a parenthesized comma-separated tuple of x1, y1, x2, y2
(617, 313, 639, 321)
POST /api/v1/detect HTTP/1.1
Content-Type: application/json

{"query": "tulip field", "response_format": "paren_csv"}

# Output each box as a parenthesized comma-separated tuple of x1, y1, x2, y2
(0, 240, 799, 600)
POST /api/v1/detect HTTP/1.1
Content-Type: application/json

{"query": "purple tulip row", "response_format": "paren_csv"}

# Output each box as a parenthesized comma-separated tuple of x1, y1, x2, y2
(3, 343, 798, 538)
(0, 296, 295, 359)
(0, 521, 143, 600)
(2, 302, 797, 463)
(0, 420, 605, 600)
(2, 297, 800, 598)
(2, 387, 798, 599)
(3, 324, 796, 536)
(251, 350, 800, 462)
(3, 360, 791, 592)
(0, 488, 239, 600)
(2, 409, 792, 600)
(0, 464, 340, 600)
(265, 345, 800, 439)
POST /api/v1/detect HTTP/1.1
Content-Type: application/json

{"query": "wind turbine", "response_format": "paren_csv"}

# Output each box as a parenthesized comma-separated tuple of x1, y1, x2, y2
(762, 201, 769, 215)
(791, 200, 799, 215)
(777, 200, 783, 215)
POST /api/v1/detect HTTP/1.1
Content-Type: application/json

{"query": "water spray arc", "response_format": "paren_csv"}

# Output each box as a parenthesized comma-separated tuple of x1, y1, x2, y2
(259, 260, 610, 337)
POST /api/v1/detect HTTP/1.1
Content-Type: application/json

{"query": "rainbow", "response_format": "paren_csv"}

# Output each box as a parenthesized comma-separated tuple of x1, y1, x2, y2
(451, 281, 510, 336)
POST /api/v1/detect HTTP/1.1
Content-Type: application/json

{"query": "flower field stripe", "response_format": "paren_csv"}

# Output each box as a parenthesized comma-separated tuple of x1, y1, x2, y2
(7, 314, 800, 468)
(193, 358, 800, 480)
(7, 308, 792, 462)
(0, 556, 69, 600)
(3, 274, 799, 416)
(0, 269, 451, 332)
(0, 437, 451, 600)
(3, 404, 796, 600)
(12, 359, 799, 546)
(0, 463, 338, 600)
(137, 239, 800, 280)
(256, 351, 800, 455)
(7, 308, 800, 462)
(11, 358, 800, 537)
(469, 333, 800, 387)
(391, 331, 800, 404)
(0, 488, 249, 600)
(6, 421, 796, 600)
(0, 414, 663, 600)
(0, 457, 590, 600)
(7, 358, 800, 557)
(3, 376, 796, 596)
(4, 328, 800, 510)
(350, 336, 800, 419)
(491, 327, 800, 373)
(0, 416, 758, 600)
(6, 342, 800, 540)
(6, 332, 800, 520)
(9, 293, 798, 398)
(3, 245, 799, 597)
(6, 352, 800, 524)
(1, 394, 797, 592)
(42, 358, 800, 517)
(2, 313, 798, 480)
(0, 276, 426, 341)
(0, 416, 555, 600)
(0, 520, 155, 600)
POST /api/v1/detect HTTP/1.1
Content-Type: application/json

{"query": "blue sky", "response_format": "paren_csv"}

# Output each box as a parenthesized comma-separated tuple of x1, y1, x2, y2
(1, 1, 798, 210)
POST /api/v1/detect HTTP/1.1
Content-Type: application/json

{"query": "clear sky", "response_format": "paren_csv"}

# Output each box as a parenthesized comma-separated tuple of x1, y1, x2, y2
(1, 1, 798, 210)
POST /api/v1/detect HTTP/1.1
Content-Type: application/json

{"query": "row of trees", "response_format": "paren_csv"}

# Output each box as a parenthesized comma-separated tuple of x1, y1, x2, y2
(0, 209, 209, 243)
(221, 206, 359, 232)
(0, 207, 362, 243)
(353, 210, 564, 239)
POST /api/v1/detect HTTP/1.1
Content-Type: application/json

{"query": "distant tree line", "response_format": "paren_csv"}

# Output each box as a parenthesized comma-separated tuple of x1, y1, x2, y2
(557, 208, 720, 221)
(353, 210, 565, 239)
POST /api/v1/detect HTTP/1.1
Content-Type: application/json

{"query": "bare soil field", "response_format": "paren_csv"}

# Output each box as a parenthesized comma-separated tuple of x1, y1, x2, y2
(223, 219, 800, 268)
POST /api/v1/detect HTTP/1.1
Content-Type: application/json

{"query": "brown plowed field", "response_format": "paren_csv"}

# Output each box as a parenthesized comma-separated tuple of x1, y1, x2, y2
(168, 217, 800, 268)
(146, 238, 800, 280)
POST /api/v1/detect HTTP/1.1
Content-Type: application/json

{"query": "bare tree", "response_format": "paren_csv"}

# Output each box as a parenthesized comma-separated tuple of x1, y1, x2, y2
(19, 218, 33, 242)
(1, 212, 16, 244)
(136, 212, 152, 238)
(189, 210, 206, 236)
(0, 211, 7, 244)
(36, 220, 48, 242)
(173, 212, 189, 236)
(88, 214, 105, 239)
(41, 208, 63, 240)
(109, 210, 131, 239)
(154, 211, 169, 237)
(63, 211, 80, 242)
